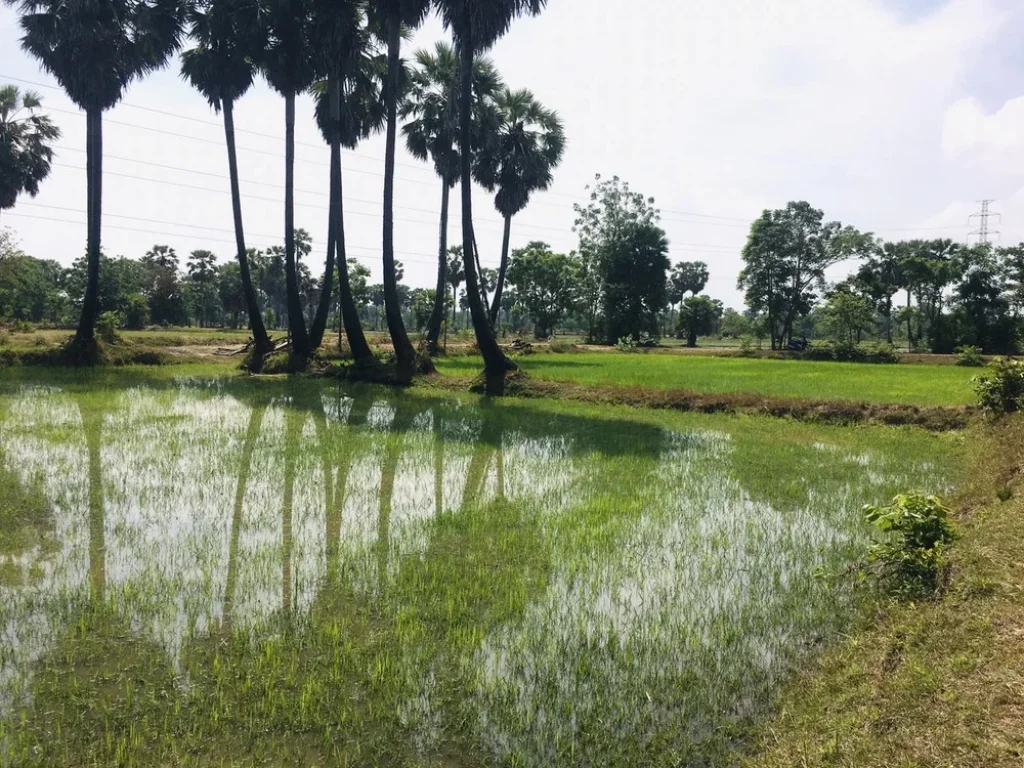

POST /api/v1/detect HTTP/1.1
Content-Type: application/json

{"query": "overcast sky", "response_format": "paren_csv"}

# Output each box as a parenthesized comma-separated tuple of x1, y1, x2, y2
(2, 0, 1023, 308)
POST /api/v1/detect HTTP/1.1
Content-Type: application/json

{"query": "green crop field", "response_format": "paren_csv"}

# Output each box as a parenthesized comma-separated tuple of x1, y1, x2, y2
(435, 352, 979, 406)
(0, 370, 966, 766)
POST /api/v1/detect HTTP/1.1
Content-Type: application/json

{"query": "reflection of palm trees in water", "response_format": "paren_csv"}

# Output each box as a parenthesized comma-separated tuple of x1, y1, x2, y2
(222, 400, 268, 632)
(376, 399, 418, 584)
(77, 397, 106, 604)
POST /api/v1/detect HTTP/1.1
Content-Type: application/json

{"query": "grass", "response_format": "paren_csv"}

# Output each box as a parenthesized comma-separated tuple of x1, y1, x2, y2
(436, 352, 979, 406)
(744, 417, 1024, 767)
(0, 371, 967, 766)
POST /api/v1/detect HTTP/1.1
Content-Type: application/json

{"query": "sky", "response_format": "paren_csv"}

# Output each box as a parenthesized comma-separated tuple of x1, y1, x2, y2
(2, 0, 1024, 308)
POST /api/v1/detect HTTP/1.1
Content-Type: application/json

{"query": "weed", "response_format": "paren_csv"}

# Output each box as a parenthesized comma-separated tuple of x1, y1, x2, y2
(956, 345, 985, 367)
(863, 492, 957, 597)
(973, 357, 1024, 414)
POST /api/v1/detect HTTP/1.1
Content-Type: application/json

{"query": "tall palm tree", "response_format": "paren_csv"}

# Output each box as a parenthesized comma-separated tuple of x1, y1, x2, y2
(260, 0, 318, 361)
(309, 4, 382, 361)
(400, 42, 502, 356)
(475, 86, 564, 326)
(434, 0, 547, 392)
(0, 85, 60, 220)
(367, 0, 431, 383)
(181, 0, 272, 358)
(8, 0, 184, 345)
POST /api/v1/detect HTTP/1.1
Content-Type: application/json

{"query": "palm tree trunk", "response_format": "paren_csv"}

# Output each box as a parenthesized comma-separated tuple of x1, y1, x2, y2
(327, 79, 374, 364)
(77, 108, 103, 344)
(425, 181, 450, 355)
(382, 19, 417, 382)
(489, 213, 512, 326)
(223, 100, 271, 356)
(283, 92, 310, 360)
(308, 183, 336, 351)
(457, 32, 515, 392)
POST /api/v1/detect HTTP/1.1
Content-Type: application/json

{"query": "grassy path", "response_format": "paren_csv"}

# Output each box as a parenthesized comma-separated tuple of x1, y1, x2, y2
(745, 419, 1024, 767)
(436, 353, 978, 407)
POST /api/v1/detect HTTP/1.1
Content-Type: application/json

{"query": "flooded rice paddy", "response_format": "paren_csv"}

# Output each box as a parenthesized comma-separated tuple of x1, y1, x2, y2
(0, 372, 962, 766)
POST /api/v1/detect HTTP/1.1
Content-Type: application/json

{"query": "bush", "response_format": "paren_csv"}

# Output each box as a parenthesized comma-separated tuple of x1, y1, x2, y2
(863, 492, 957, 597)
(802, 340, 899, 364)
(96, 312, 122, 344)
(615, 336, 640, 352)
(955, 345, 984, 367)
(738, 336, 755, 357)
(973, 357, 1024, 414)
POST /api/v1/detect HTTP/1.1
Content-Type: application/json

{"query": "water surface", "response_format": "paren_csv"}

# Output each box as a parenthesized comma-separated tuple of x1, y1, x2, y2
(0, 373, 959, 766)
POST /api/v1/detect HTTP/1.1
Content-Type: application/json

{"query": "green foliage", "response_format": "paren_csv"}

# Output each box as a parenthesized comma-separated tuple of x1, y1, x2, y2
(574, 176, 669, 344)
(0, 85, 61, 211)
(506, 242, 580, 339)
(803, 340, 899, 364)
(955, 345, 984, 367)
(863, 492, 956, 597)
(973, 357, 1024, 414)
(676, 294, 723, 347)
(95, 312, 121, 344)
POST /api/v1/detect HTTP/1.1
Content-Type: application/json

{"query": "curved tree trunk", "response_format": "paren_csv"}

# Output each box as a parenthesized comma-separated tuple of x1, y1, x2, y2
(77, 108, 103, 344)
(283, 92, 310, 360)
(382, 20, 417, 382)
(425, 181, 451, 356)
(457, 31, 516, 393)
(488, 213, 512, 326)
(327, 78, 373, 364)
(223, 100, 271, 357)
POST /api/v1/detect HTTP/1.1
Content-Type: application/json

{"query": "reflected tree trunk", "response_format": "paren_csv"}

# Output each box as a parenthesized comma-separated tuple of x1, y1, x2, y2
(224, 401, 268, 631)
(80, 400, 106, 603)
(281, 405, 303, 616)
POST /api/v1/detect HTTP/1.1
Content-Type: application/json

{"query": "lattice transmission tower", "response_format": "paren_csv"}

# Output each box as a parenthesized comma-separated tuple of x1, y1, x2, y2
(968, 199, 1001, 245)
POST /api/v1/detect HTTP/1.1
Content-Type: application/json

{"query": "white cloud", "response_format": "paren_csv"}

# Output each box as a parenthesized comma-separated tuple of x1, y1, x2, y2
(942, 95, 1024, 174)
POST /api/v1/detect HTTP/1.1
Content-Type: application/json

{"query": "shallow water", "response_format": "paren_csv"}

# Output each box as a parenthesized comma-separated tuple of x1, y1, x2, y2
(0, 374, 957, 766)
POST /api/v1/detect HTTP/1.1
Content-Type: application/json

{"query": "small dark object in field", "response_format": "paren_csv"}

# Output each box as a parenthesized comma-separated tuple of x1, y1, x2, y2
(996, 485, 1012, 502)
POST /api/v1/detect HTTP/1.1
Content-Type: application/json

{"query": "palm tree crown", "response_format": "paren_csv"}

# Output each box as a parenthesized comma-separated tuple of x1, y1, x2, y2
(10, 0, 184, 112)
(475, 86, 564, 219)
(401, 41, 502, 186)
(434, 0, 546, 49)
(0, 84, 60, 210)
(179, 0, 260, 111)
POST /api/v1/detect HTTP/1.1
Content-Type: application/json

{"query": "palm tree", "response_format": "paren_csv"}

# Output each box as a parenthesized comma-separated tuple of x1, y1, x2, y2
(260, 0, 318, 361)
(308, 4, 382, 361)
(445, 246, 464, 347)
(0, 85, 60, 220)
(180, 0, 272, 357)
(475, 87, 564, 326)
(435, 0, 547, 392)
(367, 0, 431, 383)
(8, 0, 184, 345)
(400, 42, 502, 356)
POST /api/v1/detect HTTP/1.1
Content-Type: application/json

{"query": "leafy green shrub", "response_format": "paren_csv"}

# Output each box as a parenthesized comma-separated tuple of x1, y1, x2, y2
(955, 345, 984, 367)
(0, 330, 10, 346)
(738, 336, 756, 356)
(973, 357, 1024, 414)
(96, 312, 122, 344)
(547, 341, 576, 354)
(863, 492, 957, 597)
(9, 319, 33, 333)
(802, 340, 899, 364)
(615, 336, 640, 352)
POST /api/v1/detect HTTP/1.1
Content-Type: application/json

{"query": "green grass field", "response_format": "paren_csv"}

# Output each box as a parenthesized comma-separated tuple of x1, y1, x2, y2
(436, 352, 979, 406)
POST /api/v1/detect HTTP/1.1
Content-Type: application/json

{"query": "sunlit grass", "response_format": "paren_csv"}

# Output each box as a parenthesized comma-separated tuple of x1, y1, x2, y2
(0, 372, 967, 765)
(435, 352, 978, 406)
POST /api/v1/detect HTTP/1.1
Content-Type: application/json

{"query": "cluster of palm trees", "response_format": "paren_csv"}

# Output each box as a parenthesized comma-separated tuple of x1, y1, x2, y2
(5, 0, 563, 390)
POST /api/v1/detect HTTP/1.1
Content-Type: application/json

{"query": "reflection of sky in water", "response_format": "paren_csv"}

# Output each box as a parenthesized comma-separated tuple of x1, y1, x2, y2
(0, 380, 950, 763)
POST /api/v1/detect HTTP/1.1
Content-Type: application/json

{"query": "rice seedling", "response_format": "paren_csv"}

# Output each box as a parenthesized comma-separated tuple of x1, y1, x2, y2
(0, 372, 965, 766)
